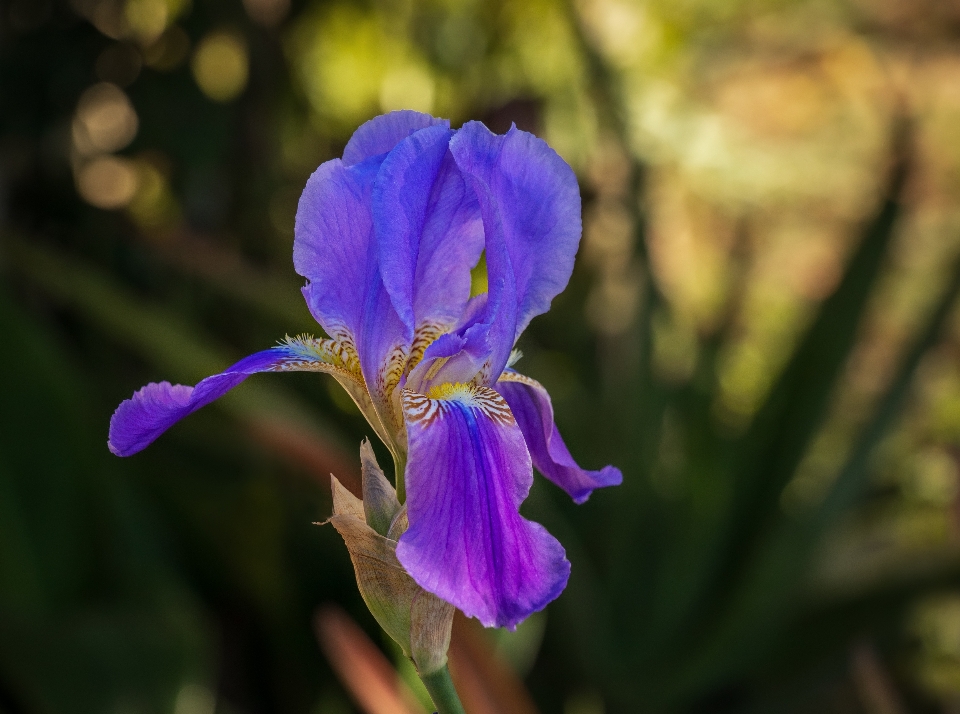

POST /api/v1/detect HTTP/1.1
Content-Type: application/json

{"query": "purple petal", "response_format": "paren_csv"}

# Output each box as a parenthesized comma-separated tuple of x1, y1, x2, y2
(374, 124, 484, 335)
(443, 127, 519, 383)
(294, 157, 381, 342)
(109, 382, 196, 458)
(294, 156, 409, 432)
(498, 373, 623, 504)
(356, 270, 410, 439)
(450, 122, 582, 356)
(406, 322, 491, 394)
(108, 339, 358, 457)
(342, 111, 448, 166)
(397, 384, 570, 629)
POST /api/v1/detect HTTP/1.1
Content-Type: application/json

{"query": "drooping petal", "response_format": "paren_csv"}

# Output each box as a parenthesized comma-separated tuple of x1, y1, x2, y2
(108, 337, 363, 457)
(373, 123, 484, 341)
(498, 372, 623, 504)
(294, 155, 409, 443)
(397, 384, 570, 629)
(450, 122, 582, 361)
(342, 111, 448, 166)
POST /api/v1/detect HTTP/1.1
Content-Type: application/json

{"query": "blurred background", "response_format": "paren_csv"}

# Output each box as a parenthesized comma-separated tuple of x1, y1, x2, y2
(4, 0, 960, 712)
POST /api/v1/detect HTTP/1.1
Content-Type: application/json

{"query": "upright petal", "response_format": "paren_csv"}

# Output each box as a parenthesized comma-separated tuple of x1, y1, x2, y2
(294, 155, 409, 443)
(450, 122, 582, 344)
(342, 111, 448, 166)
(108, 337, 363, 457)
(356, 264, 410, 442)
(294, 157, 382, 346)
(440, 130, 519, 384)
(397, 384, 570, 629)
(373, 124, 484, 339)
(498, 372, 623, 504)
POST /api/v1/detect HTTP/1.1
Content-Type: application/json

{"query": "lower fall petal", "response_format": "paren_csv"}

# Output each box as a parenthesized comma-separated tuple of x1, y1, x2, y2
(498, 372, 623, 505)
(108, 336, 364, 457)
(397, 384, 570, 629)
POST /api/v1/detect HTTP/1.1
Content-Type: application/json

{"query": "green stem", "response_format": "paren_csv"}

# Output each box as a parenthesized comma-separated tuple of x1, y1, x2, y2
(419, 665, 465, 714)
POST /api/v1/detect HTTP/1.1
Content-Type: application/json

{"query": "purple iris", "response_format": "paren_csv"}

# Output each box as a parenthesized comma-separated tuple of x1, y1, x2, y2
(109, 112, 622, 629)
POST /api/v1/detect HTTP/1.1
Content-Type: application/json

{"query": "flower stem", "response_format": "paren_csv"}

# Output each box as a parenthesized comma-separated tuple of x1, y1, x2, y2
(419, 665, 465, 714)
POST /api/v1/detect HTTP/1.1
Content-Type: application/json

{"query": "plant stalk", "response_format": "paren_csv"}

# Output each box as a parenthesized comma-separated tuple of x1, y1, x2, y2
(419, 665, 465, 714)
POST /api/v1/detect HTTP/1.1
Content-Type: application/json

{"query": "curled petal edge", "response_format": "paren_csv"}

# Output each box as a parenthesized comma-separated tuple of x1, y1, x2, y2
(498, 371, 623, 505)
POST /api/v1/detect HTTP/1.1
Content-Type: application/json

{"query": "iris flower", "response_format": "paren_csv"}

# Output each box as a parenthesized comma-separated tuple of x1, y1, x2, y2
(109, 111, 622, 629)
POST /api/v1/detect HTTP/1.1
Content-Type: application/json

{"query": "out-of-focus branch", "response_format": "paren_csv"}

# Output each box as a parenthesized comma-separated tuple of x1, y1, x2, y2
(448, 612, 540, 714)
(5, 236, 359, 492)
(144, 227, 317, 332)
(566, 0, 653, 270)
(314, 605, 426, 714)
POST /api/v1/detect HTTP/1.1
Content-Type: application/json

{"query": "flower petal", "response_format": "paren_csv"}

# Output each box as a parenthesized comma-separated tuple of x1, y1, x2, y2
(397, 384, 570, 629)
(450, 122, 582, 353)
(498, 372, 623, 504)
(355, 268, 409, 443)
(342, 111, 448, 166)
(108, 337, 362, 457)
(444, 126, 518, 384)
(373, 124, 484, 340)
(295, 157, 385, 345)
(294, 155, 409, 443)
(404, 324, 480, 390)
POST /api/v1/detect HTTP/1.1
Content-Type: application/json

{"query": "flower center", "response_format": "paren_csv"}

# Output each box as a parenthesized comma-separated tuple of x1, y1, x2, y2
(426, 382, 481, 406)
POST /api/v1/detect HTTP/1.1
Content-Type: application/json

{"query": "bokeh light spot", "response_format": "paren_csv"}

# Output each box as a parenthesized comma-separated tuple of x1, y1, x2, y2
(379, 65, 435, 113)
(76, 156, 139, 209)
(192, 32, 249, 102)
(172, 684, 215, 714)
(127, 158, 178, 229)
(124, 0, 168, 43)
(470, 252, 487, 298)
(908, 448, 960, 506)
(72, 82, 139, 155)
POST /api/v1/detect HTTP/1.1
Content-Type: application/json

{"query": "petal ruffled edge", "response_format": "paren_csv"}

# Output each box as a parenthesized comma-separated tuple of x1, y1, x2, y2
(449, 122, 582, 345)
(498, 371, 623, 504)
(397, 384, 570, 629)
(373, 123, 483, 336)
(342, 111, 448, 166)
(108, 336, 364, 457)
